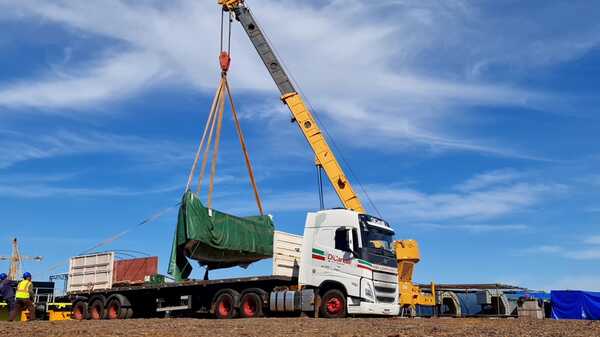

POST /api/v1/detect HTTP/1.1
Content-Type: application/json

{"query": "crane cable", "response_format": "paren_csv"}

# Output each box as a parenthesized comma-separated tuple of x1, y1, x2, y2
(46, 202, 180, 273)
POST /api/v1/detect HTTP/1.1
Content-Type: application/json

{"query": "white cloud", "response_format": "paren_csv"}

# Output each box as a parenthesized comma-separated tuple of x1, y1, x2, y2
(412, 223, 528, 233)
(0, 0, 596, 156)
(0, 171, 182, 198)
(587, 175, 600, 186)
(0, 129, 190, 169)
(520, 245, 564, 255)
(0, 51, 166, 110)
(455, 169, 522, 192)
(521, 235, 600, 261)
(565, 249, 600, 261)
(213, 169, 563, 232)
(370, 182, 564, 222)
(583, 235, 600, 245)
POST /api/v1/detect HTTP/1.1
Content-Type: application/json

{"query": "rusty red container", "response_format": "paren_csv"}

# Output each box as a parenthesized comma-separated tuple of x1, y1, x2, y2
(113, 257, 158, 284)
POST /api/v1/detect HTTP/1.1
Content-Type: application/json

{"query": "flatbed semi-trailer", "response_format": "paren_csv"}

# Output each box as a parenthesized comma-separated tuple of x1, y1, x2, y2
(66, 211, 401, 320)
(68, 275, 299, 319)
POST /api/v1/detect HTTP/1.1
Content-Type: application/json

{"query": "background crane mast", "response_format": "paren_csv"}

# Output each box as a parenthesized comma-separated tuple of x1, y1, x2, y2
(0, 238, 43, 280)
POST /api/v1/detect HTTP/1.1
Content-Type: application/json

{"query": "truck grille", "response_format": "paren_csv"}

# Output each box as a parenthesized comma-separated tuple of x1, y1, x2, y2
(373, 280, 397, 304)
(374, 286, 396, 294)
(376, 296, 396, 303)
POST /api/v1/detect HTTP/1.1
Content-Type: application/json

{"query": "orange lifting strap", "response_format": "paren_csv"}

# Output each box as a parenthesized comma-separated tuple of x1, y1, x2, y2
(185, 55, 264, 216)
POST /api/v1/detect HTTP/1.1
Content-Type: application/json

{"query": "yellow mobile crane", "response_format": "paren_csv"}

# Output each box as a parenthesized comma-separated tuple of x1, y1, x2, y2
(218, 0, 363, 213)
(218, 0, 435, 315)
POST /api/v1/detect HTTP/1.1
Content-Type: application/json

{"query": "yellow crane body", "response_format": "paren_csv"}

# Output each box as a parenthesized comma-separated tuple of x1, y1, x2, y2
(395, 240, 436, 310)
(282, 93, 364, 213)
(220, 1, 365, 213)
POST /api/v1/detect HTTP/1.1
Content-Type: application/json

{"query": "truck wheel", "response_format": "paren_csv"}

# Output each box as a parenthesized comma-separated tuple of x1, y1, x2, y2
(240, 293, 264, 318)
(72, 301, 89, 321)
(320, 289, 346, 318)
(89, 299, 106, 320)
(106, 299, 126, 320)
(125, 308, 134, 319)
(214, 293, 238, 319)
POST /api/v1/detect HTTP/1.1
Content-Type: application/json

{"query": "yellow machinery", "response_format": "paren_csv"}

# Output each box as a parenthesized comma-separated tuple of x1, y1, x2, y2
(395, 240, 436, 314)
(47, 302, 72, 321)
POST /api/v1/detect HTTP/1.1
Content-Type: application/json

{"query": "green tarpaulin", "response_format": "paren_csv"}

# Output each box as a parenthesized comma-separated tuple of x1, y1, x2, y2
(168, 191, 274, 281)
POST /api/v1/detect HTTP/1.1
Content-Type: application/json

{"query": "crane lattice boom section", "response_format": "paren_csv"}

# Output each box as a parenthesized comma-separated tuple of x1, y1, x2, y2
(224, 1, 365, 213)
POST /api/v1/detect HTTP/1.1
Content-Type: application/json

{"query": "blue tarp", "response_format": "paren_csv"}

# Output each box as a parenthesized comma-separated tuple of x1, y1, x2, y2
(551, 290, 600, 320)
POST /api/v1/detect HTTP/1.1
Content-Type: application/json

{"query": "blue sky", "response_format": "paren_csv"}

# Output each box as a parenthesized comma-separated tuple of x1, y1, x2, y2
(0, 0, 599, 291)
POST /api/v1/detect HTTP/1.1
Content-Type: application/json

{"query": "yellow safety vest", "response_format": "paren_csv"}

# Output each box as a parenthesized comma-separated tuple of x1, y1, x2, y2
(15, 280, 32, 300)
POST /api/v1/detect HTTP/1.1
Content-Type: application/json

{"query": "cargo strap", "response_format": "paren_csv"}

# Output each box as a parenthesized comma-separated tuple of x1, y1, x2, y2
(185, 62, 264, 215)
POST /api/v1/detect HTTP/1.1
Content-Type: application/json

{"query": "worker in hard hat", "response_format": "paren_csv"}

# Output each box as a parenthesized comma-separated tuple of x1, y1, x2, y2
(0, 273, 16, 321)
(9, 272, 35, 321)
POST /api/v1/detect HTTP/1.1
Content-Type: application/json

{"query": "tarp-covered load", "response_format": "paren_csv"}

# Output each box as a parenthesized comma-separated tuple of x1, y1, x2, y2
(551, 290, 600, 320)
(168, 191, 274, 280)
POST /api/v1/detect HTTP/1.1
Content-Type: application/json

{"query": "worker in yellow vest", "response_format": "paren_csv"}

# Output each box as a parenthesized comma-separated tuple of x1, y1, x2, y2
(9, 272, 35, 321)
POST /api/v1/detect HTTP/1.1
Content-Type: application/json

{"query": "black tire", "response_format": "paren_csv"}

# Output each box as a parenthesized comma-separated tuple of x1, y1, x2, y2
(239, 293, 264, 318)
(106, 298, 126, 320)
(88, 299, 106, 320)
(72, 301, 89, 321)
(125, 308, 134, 319)
(320, 289, 347, 318)
(214, 292, 238, 319)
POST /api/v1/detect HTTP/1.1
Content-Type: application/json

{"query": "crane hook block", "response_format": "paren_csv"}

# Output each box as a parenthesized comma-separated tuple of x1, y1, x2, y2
(220, 52, 231, 72)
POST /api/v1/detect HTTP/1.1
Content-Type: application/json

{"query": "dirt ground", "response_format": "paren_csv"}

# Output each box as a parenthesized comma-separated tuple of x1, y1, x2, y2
(1, 317, 599, 337)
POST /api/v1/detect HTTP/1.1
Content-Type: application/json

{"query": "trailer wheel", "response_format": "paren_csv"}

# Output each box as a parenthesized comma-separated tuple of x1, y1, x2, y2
(320, 289, 346, 318)
(106, 298, 127, 320)
(72, 301, 88, 321)
(89, 299, 106, 320)
(214, 293, 237, 319)
(240, 293, 264, 318)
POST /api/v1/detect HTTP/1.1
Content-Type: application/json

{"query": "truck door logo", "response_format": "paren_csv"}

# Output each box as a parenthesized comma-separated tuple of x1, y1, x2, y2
(327, 254, 352, 265)
(312, 248, 326, 261)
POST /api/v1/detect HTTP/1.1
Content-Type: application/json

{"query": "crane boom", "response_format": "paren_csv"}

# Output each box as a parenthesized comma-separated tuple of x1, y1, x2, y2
(0, 238, 43, 280)
(220, 0, 365, 213)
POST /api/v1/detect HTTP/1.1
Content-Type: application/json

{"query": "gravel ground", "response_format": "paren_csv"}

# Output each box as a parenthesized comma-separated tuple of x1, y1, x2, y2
(1, 317, 599, 337)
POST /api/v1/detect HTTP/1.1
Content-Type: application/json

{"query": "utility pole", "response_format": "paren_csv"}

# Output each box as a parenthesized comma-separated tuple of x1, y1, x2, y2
(0, 238, 43, 280)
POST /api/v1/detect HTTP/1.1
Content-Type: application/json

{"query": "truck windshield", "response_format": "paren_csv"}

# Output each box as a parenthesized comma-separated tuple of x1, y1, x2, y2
(362, 225, 395, 252)
(359, 215, 396, 268)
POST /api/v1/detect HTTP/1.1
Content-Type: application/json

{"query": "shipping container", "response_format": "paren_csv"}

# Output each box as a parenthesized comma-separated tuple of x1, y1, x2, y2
(114, 257, 158, 285)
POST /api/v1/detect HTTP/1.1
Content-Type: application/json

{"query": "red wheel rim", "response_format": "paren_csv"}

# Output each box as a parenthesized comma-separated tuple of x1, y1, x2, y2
(327, 297, 342, 315)
(73, 307, 83, 320)
(107, 304, 118, 319)
(218, 297, 231, 317)
(91, 306, 100, 320)
(242, 297, 257, 317)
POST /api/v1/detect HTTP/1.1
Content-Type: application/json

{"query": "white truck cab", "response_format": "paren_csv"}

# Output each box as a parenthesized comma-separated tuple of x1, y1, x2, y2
(298, 209, 400, 317)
